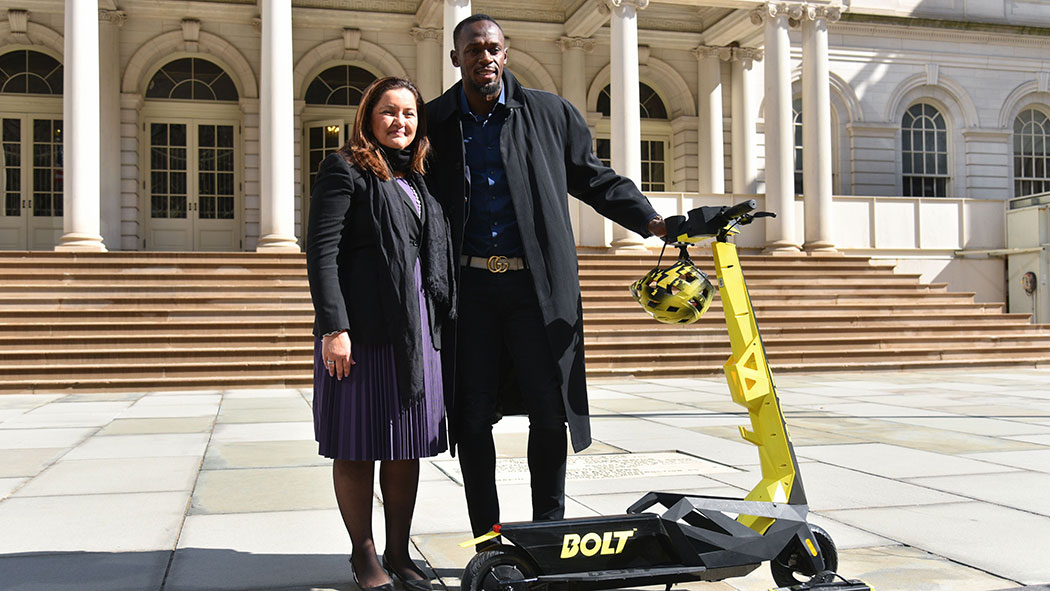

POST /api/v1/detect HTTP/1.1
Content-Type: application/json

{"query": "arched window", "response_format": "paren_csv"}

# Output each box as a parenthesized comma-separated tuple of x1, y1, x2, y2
(597, 83, 668, 119)
(793, 98, 803, 194)
(1013, 108, 1050, 197)
(146, 58, 239, 101)
(305, 65, 377, 106)
(0, 50, 62, 95)
(595, 83, 670, 192)
(901, 103, 948, 197)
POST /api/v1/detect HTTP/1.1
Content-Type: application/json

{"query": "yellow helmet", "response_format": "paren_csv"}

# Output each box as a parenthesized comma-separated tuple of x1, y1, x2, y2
(629, 258, 715, 324)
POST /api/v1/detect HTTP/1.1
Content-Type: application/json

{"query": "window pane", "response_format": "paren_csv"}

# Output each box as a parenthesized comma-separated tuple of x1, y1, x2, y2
(152, 195, 167, 218)
(170, 195, 187, 218)
(199, 148, 215, 172)
(200, 195, 216, 219)
(199, 125, 215, 148)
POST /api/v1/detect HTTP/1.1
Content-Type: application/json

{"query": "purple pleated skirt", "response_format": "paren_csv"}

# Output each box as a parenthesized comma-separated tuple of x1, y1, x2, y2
(312, 261, 446, 461)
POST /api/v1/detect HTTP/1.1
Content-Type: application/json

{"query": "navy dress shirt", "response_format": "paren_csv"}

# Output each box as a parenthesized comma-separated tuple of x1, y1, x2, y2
(460, 87, 524, 257)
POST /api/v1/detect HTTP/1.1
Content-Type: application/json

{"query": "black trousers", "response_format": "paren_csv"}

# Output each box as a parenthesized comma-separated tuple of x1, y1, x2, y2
(454, 266, 568, 538)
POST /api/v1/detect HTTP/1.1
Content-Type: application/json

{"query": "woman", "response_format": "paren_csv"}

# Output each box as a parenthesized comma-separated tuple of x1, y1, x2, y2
(306, 77, 453, 591)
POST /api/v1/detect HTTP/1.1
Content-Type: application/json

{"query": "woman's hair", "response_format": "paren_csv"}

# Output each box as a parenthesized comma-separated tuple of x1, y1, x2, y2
(340, 76, 429, 180)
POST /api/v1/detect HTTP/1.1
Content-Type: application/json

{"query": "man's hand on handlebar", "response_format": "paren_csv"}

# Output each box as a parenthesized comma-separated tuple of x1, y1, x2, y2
(648, 216, 667, 239)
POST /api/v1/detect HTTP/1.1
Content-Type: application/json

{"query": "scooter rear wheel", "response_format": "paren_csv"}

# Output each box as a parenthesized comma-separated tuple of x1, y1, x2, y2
(770, 524, 837, 588)
(461, 545, 538, 591)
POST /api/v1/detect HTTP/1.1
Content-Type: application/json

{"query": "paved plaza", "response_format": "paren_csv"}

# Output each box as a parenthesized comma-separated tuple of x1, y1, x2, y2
(1, 369, 1049, 591)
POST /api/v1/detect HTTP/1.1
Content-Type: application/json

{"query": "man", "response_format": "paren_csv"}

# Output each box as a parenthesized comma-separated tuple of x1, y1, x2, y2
(425, 14, 666, 540)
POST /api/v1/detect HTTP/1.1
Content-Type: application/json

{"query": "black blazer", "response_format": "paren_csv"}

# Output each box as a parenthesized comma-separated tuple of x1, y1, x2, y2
(306, 152, 453, 406)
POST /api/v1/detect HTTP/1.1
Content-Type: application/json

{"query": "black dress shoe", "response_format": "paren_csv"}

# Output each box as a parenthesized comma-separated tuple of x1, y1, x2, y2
(382, 555, 433, 591)
(349, 555, 395, 591)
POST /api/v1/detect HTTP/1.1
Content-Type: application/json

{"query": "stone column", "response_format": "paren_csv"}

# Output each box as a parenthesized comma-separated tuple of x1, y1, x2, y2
(57, 0, 106, 251)
(731, 48, 761, 195)
(559, 36, 596, 247)
(99, 9, 125, 250)
(443, 0, 471, 90)
(257, 0, 300, 252)
(752, 3, 799, 253)
(558, 36, 593, 113)
(609, 0, 648, 250)
(695, 46, 727, 194)
(412, 28, 443, 100)
(801, 5, 840, 252)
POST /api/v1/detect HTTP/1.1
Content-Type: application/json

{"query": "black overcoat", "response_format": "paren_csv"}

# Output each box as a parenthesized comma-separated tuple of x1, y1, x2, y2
(306, 152, 454, 407)
(425, 72, 658, 453)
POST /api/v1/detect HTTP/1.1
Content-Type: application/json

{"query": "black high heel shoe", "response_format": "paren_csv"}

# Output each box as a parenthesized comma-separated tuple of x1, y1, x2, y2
(349, 555, 395, 591)
(382, 555, 433, 591)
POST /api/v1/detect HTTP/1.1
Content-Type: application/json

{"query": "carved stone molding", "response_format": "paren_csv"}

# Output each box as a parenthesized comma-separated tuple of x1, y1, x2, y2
(181, 18, 200, 52)
(99, 9, 127, 27)
(558, 36, 596, 53)
(7, 9, 29, 44)
(343, 28, 361, 51)
(410, 27, 441, 44)
(251, 16, 262, 34)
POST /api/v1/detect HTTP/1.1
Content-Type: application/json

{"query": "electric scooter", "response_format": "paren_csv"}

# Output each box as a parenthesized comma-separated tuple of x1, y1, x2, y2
(458, 200, 871, 591)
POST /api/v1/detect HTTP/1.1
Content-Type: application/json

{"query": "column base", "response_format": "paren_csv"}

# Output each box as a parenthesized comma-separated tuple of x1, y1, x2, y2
(762, 242, 801, 255)
(609, 238, 649, 251)
(256, 234, 301, 253)
(55, 233, 107, 252)
(803, 240, 840, 254)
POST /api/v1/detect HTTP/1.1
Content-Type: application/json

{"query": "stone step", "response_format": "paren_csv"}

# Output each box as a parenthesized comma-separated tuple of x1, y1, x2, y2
(584, 347, 1050, 371)
(0, 319, 313, 335)
(586, 357, 1050, 378)
(583, 310, 1026, 327)
(583, 301, 1003, 315)
(584, 334, 1050, 354)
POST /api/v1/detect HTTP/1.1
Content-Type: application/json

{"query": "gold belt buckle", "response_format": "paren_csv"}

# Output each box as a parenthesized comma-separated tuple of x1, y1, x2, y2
(486, 255, 510, 273)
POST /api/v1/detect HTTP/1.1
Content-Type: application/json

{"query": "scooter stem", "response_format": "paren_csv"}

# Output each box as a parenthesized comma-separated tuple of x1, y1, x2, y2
(712, 241, 808, 534)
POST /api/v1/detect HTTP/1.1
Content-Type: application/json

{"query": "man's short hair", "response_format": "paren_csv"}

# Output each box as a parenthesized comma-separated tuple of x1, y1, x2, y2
(452, 14, 504, 49)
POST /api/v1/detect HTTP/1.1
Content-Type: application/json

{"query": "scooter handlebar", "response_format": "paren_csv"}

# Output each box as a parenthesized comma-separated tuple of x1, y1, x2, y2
(719, 199, 757, 223)
(663, 199, 763, 243)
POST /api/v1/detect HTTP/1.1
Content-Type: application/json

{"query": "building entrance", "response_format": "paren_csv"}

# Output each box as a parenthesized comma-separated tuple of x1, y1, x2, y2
(144, 119, 240, 251)
(0, 114, 63, 250)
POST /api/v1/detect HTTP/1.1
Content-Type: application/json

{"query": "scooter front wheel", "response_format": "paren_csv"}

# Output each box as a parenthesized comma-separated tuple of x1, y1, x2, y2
(461, 545, 539, 591)
(770, 524, 838, 588)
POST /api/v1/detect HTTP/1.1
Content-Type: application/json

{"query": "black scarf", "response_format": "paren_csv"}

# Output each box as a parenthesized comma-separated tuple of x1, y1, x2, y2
(379, 144, 413, 175)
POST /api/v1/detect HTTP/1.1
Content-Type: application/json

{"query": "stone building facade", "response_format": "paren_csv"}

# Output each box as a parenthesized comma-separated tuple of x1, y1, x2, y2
(2, 0, 1049, 302)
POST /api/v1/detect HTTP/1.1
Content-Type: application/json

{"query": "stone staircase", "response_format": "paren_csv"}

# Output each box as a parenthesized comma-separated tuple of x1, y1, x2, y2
(581, 251, 1050, 377)
(1, 250, 1048, 393)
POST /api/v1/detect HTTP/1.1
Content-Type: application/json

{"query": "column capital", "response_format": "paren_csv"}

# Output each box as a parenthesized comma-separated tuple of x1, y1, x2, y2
(558, 36, 596, 53)
(751, 2, 843, 25)
(693, 45, 733, 61)
(801, 4, 843, 23)
(444, 0, 470, 7)
(734, 47, 764, 63)
(606, 0, 649, 12)
(98, 9, 127, 27)
(410, 27, 442, 43)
